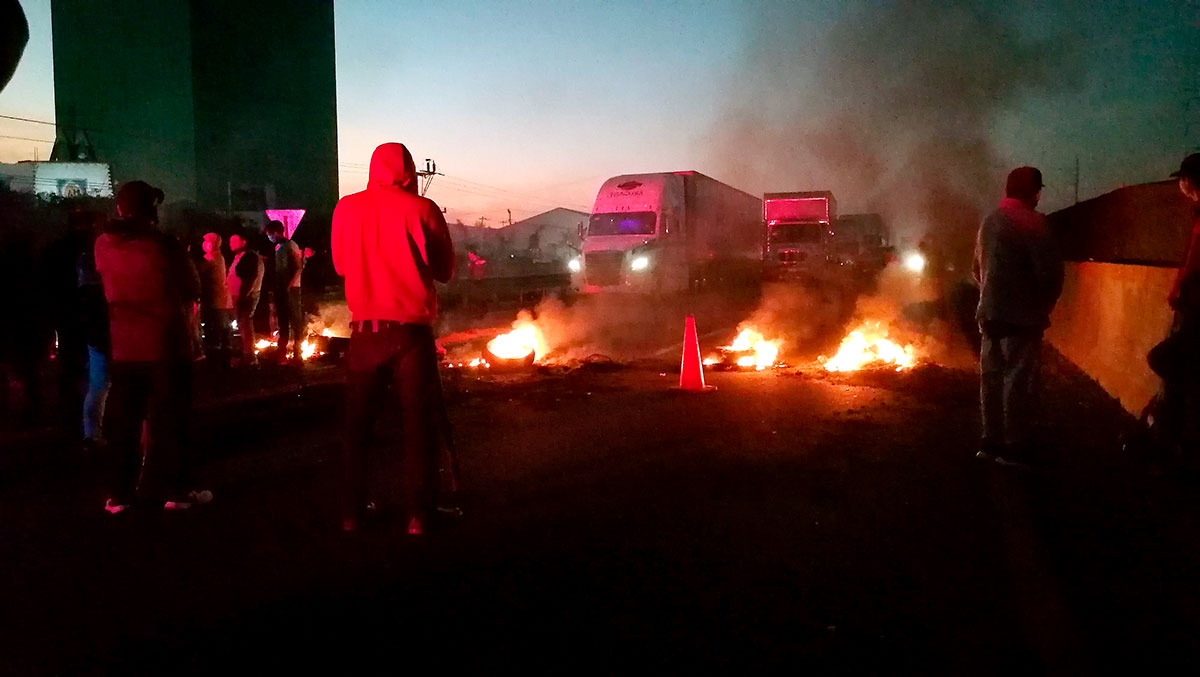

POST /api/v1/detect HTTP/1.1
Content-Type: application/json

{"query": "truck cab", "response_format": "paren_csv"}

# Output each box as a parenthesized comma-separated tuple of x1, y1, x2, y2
(762, 191, 837, 281)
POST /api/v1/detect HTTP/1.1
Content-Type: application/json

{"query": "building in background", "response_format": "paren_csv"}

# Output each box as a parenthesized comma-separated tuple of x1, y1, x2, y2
(0, 160, 113, 198)
(50, 0, 338, 218)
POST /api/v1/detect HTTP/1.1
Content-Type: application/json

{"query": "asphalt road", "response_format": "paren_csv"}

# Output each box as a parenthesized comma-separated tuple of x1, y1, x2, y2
(2, 350, 1198, 673)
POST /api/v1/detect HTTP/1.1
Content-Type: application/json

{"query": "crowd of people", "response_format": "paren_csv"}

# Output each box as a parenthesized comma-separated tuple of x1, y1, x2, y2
(0, 180, 318, 512)
(973, 153, 1200, 472)
(1, 140, 456, 535)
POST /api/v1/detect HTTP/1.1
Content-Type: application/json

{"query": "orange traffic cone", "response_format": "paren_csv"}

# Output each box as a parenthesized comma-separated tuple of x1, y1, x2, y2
(678, 315, 714, 392)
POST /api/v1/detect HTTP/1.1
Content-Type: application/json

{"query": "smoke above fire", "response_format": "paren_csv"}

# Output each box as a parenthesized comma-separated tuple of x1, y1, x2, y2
(711, 1, 1082, 271)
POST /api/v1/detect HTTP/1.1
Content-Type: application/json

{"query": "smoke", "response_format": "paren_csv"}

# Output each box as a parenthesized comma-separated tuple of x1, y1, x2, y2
(711, 1, 1082, 272)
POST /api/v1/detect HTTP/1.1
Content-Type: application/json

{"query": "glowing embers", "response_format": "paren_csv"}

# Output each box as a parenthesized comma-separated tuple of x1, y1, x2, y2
(705, 327, 783, 371)
(821, 322, 915, 372)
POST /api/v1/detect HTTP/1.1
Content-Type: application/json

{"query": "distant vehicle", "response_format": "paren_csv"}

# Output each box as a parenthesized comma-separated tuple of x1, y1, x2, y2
(762, 191, 837, 281)
(574, 172, 762, 293)
(834, 212, 890, 271)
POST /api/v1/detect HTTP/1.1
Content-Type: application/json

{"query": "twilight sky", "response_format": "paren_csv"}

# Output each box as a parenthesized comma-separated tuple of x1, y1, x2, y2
(1, 1, 1197, 228)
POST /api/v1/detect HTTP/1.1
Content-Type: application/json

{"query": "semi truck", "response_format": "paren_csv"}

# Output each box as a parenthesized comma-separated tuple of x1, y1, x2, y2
(761, 191, 837, 281)
(573, 171, 762, 293)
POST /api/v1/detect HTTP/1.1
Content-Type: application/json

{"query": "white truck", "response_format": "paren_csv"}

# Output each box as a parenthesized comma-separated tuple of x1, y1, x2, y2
(573, 171, 762, 293)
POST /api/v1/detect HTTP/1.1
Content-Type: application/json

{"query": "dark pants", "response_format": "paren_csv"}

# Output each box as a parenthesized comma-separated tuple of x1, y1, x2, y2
(344, 323, 442, 521)
(980, 323, 1042, 448)
(276, 287, 303, 359)
(104, 360, 194, 504)
(235, 293, 260, 363)
(201, 308, 233, 368)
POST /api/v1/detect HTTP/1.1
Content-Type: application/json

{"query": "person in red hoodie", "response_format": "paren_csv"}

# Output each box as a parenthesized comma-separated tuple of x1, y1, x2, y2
(332, 143, 455, 534)
(94, 181, 207, 513)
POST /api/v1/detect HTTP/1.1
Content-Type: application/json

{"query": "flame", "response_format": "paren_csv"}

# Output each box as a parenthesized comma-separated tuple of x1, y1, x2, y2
(724, 328, 782, 371)
(486, 323, 540, 360)
(252, 333, 325, 361)
(823, 323, 915, 372)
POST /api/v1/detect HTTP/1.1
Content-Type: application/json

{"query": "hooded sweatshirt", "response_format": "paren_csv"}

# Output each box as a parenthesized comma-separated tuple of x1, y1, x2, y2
(973, 197, 1064, 330)
(332, 143, 455, 325)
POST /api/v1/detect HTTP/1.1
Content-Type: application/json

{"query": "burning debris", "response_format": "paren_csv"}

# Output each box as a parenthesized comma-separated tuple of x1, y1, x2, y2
(253, 332, 331, 362)
(705, 327, 784, 371)
(820, 321, 915, 372)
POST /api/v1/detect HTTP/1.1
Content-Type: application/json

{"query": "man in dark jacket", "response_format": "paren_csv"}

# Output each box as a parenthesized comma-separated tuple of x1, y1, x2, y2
(266, 220, 304, 365)
(227, 232, 265, 366)
(94, 181, 207, 512)
(1149, 153, 1200, 457)
(973, 166, 1064, 466)
(331, 142, 455, 535)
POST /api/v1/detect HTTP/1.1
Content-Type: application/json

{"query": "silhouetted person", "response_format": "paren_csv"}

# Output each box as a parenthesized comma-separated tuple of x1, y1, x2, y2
(199, 232, 233, 368)
(44, 209, 96, 437)
(332, 142, 455, 534)
(227, 232, 264, 366)
(0, 0, 28, 93)
(973, 167, 1063, 467)
(94, 181, 208, 512)
(0, 229, 49, 424)
(1148, 153, 1200, 459)
(265, 220, 304, 364)
(78, 213, 110, 447)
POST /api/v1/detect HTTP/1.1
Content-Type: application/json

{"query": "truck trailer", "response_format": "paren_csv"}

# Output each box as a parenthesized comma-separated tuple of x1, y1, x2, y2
(573, 171, 762, 293)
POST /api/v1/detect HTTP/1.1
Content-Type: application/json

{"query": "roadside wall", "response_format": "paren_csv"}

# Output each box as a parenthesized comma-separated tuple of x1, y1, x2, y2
(1046, 262, 1174, 414)
(1044, 181, 1192, 414)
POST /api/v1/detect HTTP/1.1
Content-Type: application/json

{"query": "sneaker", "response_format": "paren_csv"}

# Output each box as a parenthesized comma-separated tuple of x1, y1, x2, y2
(187, 489, 214, 505)
(995, 446, 1034, 468)
(975, 449, 993, 461)
(163, 497, 193, 510)
(104, 498, 129, 515)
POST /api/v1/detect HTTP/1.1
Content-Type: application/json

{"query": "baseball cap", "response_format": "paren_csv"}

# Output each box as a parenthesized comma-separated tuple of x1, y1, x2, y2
(1170, 153, 1200, 182)
(1005, 166, 1044, 200)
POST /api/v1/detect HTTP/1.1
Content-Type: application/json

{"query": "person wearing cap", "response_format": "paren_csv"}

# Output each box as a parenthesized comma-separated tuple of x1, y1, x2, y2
(199, 232, 234, 369)
(331, 142, 455, 535)
(973, 166, 1064, 467)
(93, 181, 208, 513)
(265, 220, 305, 365)
(1147, 153, 1200, 459)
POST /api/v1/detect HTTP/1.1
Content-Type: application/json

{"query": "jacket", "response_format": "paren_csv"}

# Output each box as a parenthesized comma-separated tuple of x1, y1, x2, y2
(227, 248, 265, 303)
(94, 218, 200, 362)
(331, 142, 455, 325)
(200, 250, 233, 310)
(973, 197, 1064, 330)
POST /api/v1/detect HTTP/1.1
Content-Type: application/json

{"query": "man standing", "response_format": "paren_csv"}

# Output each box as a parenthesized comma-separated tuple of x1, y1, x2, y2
(227, 232, 265, 367)
(973, 166, 1064, 467)
(94, 181, 207, 512)
(332, 142, 455, 535)
(199, 232, 233, 368)
(265, 220, 304, 365)
(1148, 153, 1200, 457)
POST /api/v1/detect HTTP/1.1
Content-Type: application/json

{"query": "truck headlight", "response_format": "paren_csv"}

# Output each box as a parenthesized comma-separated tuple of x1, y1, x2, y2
(903, 252, 926, 273)
(630, 255, 650, 272)
(568, 257, 582, 273)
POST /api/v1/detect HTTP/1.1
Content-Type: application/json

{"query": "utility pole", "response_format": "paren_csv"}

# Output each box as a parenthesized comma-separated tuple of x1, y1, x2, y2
(417, 158, 441, 196)
(507, 208, 512, 227)
(1073, 155, 1080, 204)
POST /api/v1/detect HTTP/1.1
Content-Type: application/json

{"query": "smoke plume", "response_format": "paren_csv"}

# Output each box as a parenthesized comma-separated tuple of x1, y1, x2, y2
(711, 1, 1082, 271)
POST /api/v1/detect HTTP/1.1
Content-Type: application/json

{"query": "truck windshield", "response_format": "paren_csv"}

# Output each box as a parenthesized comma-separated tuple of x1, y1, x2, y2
(589, 212, 656, 236)
(771, 224, 822, 244)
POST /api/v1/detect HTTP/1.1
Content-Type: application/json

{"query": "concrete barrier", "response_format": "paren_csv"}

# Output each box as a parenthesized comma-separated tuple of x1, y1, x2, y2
(1046, 261, 1175, 414)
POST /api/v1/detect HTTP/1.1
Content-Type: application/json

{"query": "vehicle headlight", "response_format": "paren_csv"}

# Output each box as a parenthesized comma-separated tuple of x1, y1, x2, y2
(630, 255, 650, 272)
(903, 252, 926, 273)
(568, 257, 582, 273)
